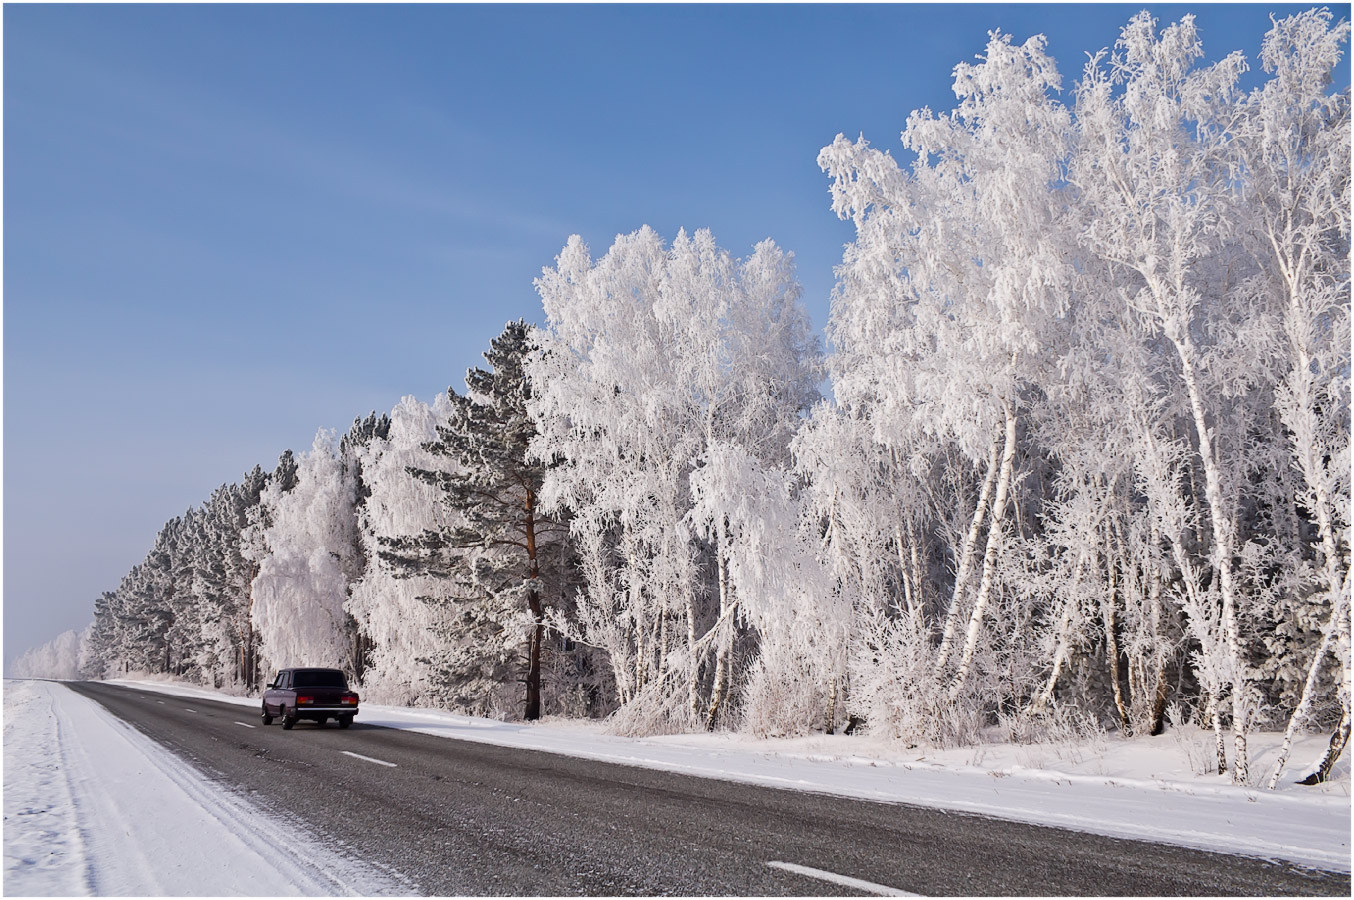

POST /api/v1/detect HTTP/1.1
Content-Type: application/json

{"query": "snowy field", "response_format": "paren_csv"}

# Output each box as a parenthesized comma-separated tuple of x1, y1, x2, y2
(2, 679, 409, 896)
(4, 675, 1345, 897)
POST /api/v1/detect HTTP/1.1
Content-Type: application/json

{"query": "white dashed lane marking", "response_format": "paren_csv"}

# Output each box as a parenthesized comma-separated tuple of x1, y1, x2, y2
(766, 861, 918, 896)
(342, 750, 398, 768)
(233, 721, 256, 729)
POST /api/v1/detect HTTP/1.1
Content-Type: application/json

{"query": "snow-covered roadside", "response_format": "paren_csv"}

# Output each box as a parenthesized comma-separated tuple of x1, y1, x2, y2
(108, 676, 1351, 874)
(2, 679, 407, 896)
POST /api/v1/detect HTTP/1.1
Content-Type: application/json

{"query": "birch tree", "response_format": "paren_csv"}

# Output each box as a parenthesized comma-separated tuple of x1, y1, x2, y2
(817, 28, 1078, 732)
(529, 227, 819, 733)
(1231, 9, 1351, 786)
(1071, 12, 1260, 782)
(346, 394, 459, 706)
(251, 430, 361, 675)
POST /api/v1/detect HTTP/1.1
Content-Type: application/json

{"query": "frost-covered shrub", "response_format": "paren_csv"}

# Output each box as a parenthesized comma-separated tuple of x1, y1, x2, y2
(741, 644, 835, 739)
(849, 609, 984, 747)
(997, 702, 1105, 747)
(604, 673, 701, 737)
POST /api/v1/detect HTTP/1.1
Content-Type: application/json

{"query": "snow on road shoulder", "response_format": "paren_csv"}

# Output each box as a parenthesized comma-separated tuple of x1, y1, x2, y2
(107, 676, 1352, 874)
(3, 679, 406, 896)
(3, 680, 87, 895)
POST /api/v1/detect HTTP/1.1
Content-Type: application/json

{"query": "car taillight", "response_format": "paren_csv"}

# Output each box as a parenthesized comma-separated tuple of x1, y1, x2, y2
(342, 693, 358, 705)
(297, 696, 313, 705)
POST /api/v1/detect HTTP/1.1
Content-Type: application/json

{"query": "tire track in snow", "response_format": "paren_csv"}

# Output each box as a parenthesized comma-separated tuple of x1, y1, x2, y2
(3, 680, 92, 895)
(56, 683, 182, 895)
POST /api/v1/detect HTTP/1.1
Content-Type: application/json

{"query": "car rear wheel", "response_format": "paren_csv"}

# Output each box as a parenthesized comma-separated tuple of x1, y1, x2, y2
(261, 704, 273, 726)
(338, 715, 353, 729)
(282, 711, 297, 730)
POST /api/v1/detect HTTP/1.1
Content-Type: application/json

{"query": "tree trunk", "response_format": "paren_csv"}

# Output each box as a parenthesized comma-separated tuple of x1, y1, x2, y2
(1035, 601, 1076, 711)
(1145, 521, 1170, 736)
(935, 436, 1002, 670)
(351, 626, 370, 684)
(706, 521, 733, 730)
(1301, 595, 1351, 785)
(909, 532, 924, 618)
(953, 401, 1018, 693)
(825, 676, 840, 734)
(523, 488, 543, 721)
(1301, 706, 1351, 786)
(896, 524, 915, 615)
(524, 601, 543, 721)
(1172, 337, 1249, 783)
(1267, 593, 1346, 788)
(1208, 693, 1228, 776)
(685, 552, 701, 721)
(1146, 656, 1170, 737)
(1103, 540, 1130, 731)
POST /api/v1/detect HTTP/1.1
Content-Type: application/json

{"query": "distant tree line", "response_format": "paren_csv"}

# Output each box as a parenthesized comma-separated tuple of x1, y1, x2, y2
(16, 10, 1348, 787)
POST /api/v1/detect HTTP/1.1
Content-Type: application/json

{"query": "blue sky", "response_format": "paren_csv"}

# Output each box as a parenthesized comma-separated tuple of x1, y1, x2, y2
(3, 3, 1342, 665)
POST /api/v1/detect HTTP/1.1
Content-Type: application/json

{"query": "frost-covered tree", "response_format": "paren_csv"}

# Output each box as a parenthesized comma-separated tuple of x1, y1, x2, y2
(220, 467, 269, 689)
(338, 411, 392, 680)
(251, 430, 362, 675)
(1228, 8, 1351, 787)
(11, 627, 87, 680)
(346, 394, 460, 706)
(530, 228, 820, 733)
(816, 26, 1078, 738)
(122, 523, 178, 674)
(391, 323, 578, 719)
(1071, 11, 1280, 784)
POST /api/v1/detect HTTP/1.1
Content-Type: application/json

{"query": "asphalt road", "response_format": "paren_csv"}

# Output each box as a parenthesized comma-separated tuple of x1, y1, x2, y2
(66, 681, 1348, 896)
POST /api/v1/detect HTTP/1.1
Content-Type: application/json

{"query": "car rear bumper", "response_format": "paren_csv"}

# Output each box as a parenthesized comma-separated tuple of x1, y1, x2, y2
(295, 707, 359, 716)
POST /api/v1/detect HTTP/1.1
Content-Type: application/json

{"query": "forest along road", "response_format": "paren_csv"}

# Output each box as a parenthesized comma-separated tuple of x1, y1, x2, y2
(67, 682, 1348, 897)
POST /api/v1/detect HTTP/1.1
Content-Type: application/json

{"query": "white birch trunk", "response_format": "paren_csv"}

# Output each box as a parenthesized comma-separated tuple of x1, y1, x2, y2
(896, 524, 915, 615)
(1102, 530, 1130, 730)
(1266, 590, 1349, 788)
(935, 435, 1002, 671)
(1035, 476, 1121, 711)
(1169, 329, 1250, 783)
(952, 401, 1018, 693)
(1035, 551, 1090, 711)
(1268, 222, 1351, 786)
(706, 520, 733, 729)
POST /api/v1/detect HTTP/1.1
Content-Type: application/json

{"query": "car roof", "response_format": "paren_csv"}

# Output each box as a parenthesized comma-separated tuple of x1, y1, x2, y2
(285, 667, 345, 674)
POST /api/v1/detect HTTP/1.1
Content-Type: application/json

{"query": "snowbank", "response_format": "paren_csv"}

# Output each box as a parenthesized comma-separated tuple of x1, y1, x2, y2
(106, 676, 1351, 873)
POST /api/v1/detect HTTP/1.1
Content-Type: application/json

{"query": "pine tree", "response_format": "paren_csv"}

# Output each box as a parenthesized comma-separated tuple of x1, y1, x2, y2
(397, 321, 571, 720)
(273, 448, 300, 494)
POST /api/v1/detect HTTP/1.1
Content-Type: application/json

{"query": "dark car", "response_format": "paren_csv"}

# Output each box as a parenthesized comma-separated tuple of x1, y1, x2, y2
(262, 667, 360, 729)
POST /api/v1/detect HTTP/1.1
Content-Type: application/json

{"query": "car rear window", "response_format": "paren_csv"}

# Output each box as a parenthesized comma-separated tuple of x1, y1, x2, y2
(293, 670, 347, 688)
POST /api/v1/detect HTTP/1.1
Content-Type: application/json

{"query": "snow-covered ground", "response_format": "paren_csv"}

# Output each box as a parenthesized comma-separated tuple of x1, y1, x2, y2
(2, 679, 409, 896)
(5, 676, 1349, 897)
